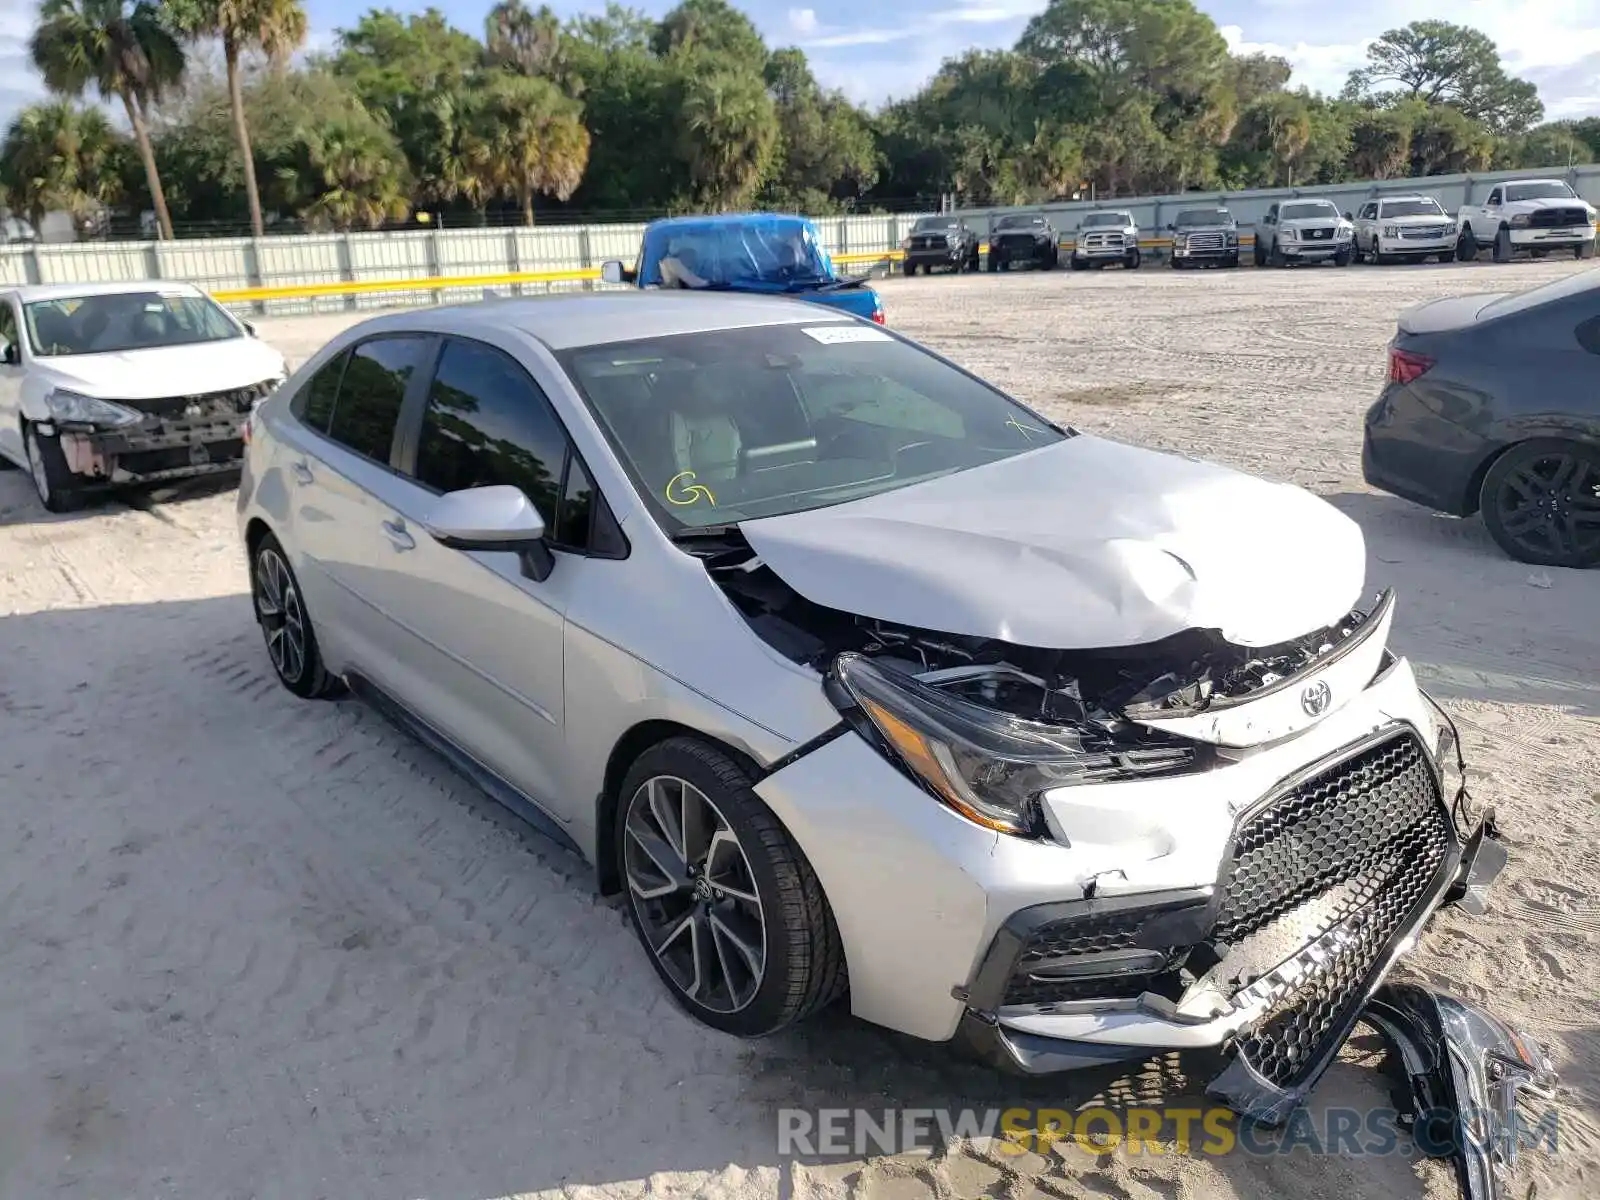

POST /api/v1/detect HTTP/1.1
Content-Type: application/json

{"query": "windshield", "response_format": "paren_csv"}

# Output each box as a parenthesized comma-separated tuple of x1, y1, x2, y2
(25, 291, 241, 357)
(1380, 198, 1446, 218)
(1280, 202, 1338, 221)
(640, 218, 834, 290)
(1176, 210, 1229, 227)
(1081, 213, 1126, 228)
(1505, 182, 1577, 202)
(556, 324, 1066, 532)
(912, 217, 959, 232)
(995, 215, 1046, 230)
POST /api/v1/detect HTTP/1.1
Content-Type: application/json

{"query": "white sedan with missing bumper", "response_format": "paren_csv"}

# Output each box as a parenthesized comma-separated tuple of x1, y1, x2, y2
(0, 280, 286, 511)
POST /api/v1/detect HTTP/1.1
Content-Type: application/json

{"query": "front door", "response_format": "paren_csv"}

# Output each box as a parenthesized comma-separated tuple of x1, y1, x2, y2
(364, 335, 582, 816)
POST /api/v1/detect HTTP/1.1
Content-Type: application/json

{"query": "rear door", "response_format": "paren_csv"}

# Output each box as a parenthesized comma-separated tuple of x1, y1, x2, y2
(0, 294, 23, 465)
(358, 334, 619, 815)
(287, 332, 438, 687)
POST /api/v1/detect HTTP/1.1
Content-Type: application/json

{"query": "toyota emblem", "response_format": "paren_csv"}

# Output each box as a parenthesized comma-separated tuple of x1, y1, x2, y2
(1301, 680, 1333, 717)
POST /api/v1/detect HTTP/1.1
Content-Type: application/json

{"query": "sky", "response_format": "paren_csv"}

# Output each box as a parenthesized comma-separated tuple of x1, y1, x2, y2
(3, 0, 1599, 136)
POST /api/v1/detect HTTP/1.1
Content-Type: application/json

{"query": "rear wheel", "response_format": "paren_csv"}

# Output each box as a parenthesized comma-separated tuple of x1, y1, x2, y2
(252, 532, 341, 698)
(617, 737, 847, 1037)
(23, 422, 82, 514)
(1480, 440, 1600, 569)
(1456, 228, 1478, 262)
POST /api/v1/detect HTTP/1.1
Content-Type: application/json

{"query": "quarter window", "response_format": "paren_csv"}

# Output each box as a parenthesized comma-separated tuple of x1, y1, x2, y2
(293, 348, 349, 433)
(326, 336, 431, 463)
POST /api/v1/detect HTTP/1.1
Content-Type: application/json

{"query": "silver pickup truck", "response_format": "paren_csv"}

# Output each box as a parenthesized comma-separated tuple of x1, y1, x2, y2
(1069, 211, 1140, 270)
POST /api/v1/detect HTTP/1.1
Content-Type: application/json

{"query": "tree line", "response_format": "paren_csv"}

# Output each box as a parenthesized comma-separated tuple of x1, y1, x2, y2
(4, 0, 1598, 240)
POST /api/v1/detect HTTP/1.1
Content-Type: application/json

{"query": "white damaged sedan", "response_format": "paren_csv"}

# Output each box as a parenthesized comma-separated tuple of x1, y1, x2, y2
(238, 291, 1506, 1125)
(0, 281, 286, 511)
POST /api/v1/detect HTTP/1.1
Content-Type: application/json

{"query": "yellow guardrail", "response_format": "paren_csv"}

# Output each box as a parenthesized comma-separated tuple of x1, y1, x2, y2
(208, 234, 1263, 303)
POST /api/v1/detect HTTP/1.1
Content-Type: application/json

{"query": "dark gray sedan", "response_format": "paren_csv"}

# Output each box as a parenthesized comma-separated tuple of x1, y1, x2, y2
(1362, 270, 1600, 568)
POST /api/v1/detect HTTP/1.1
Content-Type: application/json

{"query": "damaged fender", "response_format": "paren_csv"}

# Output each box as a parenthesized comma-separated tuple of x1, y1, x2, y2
(1364, 983, 1558, 1200)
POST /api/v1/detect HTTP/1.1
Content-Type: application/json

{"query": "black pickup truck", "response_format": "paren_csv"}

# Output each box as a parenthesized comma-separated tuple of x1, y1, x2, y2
(987, 213, 1059, 271)
(901, 216, 981, 275)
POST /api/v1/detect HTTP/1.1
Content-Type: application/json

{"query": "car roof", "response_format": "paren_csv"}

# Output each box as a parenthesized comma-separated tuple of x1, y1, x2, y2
(648, 212, 814, 232)
(1376, 195, 1435, 202)
(344, 291, 857, 351)
(10, 279, 204, 303)
(1503, 178, 1566, 186)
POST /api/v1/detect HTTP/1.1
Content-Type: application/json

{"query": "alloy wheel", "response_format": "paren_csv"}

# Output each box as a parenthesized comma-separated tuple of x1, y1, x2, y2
(1492, 450, 1600, 564)
(254, 546, 308, 684)
(623, 775, 766, 1014)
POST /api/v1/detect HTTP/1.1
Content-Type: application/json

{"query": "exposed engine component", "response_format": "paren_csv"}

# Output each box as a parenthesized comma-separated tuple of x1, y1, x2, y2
(689, 528, 1374, 726)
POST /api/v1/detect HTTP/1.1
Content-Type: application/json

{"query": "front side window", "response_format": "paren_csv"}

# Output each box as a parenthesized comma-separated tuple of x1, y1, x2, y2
(1360, 203, 1378, 219)
(557, 323, 1067, 533)
(23, 290, 241, 357)
(1380, 198, 1446, 218)
(325, 336, 431, 464)
(1505, 182, 1576, 202)
(413, 337, 569, 530)
(1487, 189, 1503, 205)
(1280, 202, 1339, 221)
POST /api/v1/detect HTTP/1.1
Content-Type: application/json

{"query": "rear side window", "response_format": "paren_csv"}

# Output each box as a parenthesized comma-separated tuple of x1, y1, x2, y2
(293, 349, 348, 433)
(326, 336, 431, 464)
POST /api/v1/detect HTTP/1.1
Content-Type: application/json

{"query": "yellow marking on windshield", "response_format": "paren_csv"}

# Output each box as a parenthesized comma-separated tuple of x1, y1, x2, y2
(1006, 416, 1046, 439)
(665, 471, 716, 507)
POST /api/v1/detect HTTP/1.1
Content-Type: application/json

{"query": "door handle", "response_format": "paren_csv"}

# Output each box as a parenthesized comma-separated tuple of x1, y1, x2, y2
(381, 519, 416, 552)
(291, 460, 314, 485)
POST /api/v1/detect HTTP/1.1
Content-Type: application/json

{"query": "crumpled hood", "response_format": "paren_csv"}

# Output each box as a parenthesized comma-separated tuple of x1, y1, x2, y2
(738, 435, 1366, 650)
(33, 338, 287, 399)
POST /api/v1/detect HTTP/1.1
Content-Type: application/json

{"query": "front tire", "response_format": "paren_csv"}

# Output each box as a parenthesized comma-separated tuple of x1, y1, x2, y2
(1334, 247, 1352, 267)
(23, 422, 82, 513)
(1577, 241, 1596, 260)
(901, 260, 916, 276)
(617, 737, 847, 1037)
(251, 532, 341, 698)
(1456, 228, 1479, 262)
(1480, 439, 1600, 569)
(1493, 228, 1514, 264)
(1126, 248, 1140, 269)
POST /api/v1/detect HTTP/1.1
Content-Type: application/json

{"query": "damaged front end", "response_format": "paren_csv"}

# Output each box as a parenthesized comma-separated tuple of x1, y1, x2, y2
(47, 380, 277, 488)
(693, 525, 1510, 1129)
(1366, 983, 1558, 1200)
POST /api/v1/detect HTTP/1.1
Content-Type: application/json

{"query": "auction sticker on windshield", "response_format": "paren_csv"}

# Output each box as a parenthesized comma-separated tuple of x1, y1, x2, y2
(801, 326, 892, 345)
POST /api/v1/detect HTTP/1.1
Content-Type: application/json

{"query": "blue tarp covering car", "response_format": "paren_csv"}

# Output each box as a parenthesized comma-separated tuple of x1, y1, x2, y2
(600, 213, 885, 323)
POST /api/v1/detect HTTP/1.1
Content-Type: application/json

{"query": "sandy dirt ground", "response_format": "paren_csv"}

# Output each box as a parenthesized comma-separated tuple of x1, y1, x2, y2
(1, 258, 1597, 1200)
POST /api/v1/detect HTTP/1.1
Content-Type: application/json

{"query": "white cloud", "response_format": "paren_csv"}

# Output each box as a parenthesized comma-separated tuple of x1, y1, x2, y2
(0, 0, 44, 133)
(1219, 24, 1372, 97)
(795, 1, 1041, 53)
(787, 7, 818, 36)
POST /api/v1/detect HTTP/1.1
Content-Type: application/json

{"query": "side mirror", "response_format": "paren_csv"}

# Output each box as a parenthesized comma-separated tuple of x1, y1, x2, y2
(422, 484, 555, 581)
(600, 260, 625, 285)
(1343, 212, 1353, 222)
(1166, 223, 1175, 231)
(1, 343, 16, 366)
(242, 321, 258, 337)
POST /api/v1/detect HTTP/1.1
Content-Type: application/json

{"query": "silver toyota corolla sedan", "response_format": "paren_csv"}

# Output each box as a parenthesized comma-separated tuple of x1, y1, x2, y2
(238, 291, 1505, 1121)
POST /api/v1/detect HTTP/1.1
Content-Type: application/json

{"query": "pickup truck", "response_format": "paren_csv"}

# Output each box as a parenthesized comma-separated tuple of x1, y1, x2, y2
(1167, 207, 1240, 268)
(1069, 211, 1140, 269)
(599, 213, 885, 323)
(1456, 179, 1598, 263)
(901, 215, 980, 275)
(1253, 198, 1354, 267)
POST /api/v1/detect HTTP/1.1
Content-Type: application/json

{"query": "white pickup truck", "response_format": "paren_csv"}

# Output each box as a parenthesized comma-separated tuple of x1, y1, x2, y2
(1456, 179, 1597, 263)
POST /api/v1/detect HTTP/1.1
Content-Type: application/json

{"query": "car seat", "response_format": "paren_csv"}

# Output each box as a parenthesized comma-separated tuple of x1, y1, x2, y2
(668, 372, 743, 483)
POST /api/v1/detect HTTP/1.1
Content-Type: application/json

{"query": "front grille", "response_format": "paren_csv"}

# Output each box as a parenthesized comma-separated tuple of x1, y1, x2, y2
(910, 234, 948, 250)
(1083, 232, 1123, 248)
(1221, 733, 1450, 1091)
(1302, 227, 1334, 240)
(1529, 207, 1588, 228)
(1182, 231, 1225, 252)
(1003, 910, 1159, 1007)
(118, 379, 277, 420)
(999, 233, 1041, 252)
(1400, 225, 1454, 239)
(120, 438, 245, 476)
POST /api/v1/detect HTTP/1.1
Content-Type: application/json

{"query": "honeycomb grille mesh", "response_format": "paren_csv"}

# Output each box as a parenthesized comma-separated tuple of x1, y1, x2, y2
(1002, 912, 1145, 1007)
(1214, 734, 1442, 945)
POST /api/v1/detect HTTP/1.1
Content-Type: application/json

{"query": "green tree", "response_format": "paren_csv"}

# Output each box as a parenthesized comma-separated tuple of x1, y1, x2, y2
(0, 100, 126, 232)
(1346, 106, 1413, 178)
(678, 67, 778, 210)
(651, 0, 766, 64)
(1400, 99, 1496, 175)
(1343, 21, 1543, 134)
(759, 48, 878, 211)
(169, 0, 308, 237)
(465, 71, 591, 224)
(29, 0, 186, 239)
(1502, 123, 1591, 170)
(485, 0, 579, 93)
(285, 113, 411, 230)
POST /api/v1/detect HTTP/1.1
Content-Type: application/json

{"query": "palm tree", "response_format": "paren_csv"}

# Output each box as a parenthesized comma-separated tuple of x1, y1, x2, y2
(30, 0, 185, 240)
(292, 117, 412, 231)
(172, 0, 308, 237)
(465, 72, 590, 226)
(0, 101, 126, 234)
(679, 70, 778, 210)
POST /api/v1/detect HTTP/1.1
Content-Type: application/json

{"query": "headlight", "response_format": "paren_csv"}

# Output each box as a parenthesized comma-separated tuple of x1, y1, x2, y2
(830, 653, 1200, 838)
(44, 388, 143, 427)
(1282, 227, 1297, 241)
(1511, 214, 1530, 228)
(1225, 231, 1238, 245)
(901, 236, 912, 250)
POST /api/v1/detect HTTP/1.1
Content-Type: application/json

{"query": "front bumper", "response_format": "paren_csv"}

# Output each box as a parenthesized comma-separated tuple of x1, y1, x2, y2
(755, 646, 1502, 1122)
(1073, 242, 1135, 259)
(53, 414, 247, 486)
(1280, 239, 1351, 259)
(905, 247, 967, 268)
(1508, 225, 1594, 247)
(1376, 235, 1456, 256)
(1172, 244, 1238, 260)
